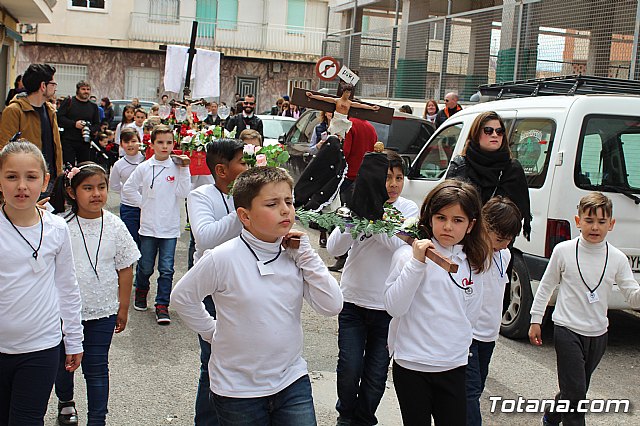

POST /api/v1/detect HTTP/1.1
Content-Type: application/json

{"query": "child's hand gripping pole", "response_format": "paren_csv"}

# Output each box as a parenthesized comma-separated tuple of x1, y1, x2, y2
(398, 234, 459, 273)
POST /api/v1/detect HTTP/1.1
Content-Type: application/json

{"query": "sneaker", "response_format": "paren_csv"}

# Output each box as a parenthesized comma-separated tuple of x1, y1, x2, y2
(328, 256, 346, 272)
(134, 289, 148, 311)
(156, 305, 171, 325)
(58, 400, 78, 425)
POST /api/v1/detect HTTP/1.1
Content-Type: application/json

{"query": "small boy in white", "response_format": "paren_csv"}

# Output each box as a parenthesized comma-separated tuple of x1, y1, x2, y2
(327, 150, 418, 426)
(122, 124, 191, 325)
(171, 167, 343, 426)
(530, 192, 640, 426)
(186, 138, 247, 424)
(467, 196, 522, 426)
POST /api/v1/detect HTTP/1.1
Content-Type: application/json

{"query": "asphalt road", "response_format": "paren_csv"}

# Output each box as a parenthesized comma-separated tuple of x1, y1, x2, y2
(44, 190, 640, 425)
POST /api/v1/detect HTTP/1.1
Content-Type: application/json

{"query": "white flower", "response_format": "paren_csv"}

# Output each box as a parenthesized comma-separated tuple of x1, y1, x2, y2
(401, 217, 419, 229)
(243, 144, 255, 155)
(197, 146, 203, 151)
(182, 136, 192, 145)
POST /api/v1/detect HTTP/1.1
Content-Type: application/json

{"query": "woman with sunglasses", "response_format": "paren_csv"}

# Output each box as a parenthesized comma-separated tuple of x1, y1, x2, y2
(446, 110, 531, 240)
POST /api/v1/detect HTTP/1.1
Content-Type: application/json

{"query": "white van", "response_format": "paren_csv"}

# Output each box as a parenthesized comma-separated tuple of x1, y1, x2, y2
(401, 94, 640, 339)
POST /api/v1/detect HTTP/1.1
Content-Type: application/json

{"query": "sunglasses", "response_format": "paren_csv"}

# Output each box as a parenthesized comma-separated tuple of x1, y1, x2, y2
(243, 101, 255, 106)
(483, 126, 505, 136)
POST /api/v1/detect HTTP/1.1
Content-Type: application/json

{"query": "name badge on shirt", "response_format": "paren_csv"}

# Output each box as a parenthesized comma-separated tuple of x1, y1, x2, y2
(30, 256, 45, 273)
(587, 291, 600, 304)
(246, 124, 251, 130)
(257, 260, 275, 276)
(148, 187, 156, 199)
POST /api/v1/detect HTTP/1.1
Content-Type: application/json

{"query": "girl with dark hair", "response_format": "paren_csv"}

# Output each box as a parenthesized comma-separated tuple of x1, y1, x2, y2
(446, 110, 532, 240)
(50, 162, 139, 426)
(4, 74, 25, 106)
(101, 97, 114, 126)
(385, 179, 490, 425)
(115, 104, 136, 156)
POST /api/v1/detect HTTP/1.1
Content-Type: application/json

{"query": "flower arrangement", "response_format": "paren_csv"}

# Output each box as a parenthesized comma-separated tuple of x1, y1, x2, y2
(243, 143, 290, 168)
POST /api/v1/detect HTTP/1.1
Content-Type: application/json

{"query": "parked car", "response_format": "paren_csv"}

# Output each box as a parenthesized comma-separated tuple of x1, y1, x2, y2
(281, 109, 435, 181)
(401, 93, 640, 339)
(110, 99, 155, 130)
(257, 115, 296, 146)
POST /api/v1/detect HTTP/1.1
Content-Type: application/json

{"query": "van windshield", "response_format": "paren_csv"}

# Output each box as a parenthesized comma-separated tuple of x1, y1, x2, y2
(576, 115, 640, 196)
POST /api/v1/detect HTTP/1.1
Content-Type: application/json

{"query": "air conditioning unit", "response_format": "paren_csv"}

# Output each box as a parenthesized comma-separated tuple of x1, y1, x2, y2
(19, 24, 38, 35)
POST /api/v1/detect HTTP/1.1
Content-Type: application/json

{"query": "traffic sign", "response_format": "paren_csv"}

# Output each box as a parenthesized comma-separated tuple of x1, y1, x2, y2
(337, 65, 360, 86)
(315, 56, 340, 81)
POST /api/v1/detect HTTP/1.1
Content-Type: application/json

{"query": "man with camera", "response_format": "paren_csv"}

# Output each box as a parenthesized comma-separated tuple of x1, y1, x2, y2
(225, 94, 263, 139)
(0, 63, 63, 182)
(57, 80, 101, 165)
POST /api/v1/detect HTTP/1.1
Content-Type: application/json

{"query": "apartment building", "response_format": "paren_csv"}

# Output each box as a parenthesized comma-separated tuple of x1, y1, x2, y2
(17, 0, 329, 112)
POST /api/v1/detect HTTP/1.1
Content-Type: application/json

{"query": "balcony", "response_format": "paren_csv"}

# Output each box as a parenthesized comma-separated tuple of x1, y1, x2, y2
(2, 0, 56, 23)
(128, 13, 326, 62)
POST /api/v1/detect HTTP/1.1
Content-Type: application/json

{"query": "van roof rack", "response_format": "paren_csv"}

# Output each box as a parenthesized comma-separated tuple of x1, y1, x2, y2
(479, 75, 640, 99)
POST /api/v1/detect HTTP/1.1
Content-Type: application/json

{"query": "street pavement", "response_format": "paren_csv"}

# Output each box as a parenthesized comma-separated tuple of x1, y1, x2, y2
(44, 190, 640, 425)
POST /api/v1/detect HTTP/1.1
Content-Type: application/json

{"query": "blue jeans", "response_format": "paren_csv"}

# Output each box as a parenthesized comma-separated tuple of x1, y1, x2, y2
(136, 236, 177, 307)
(195, 296, 219, 426)
(466, 339, 496, 426)
(336, 302, 391, 426)
(212, 375, 316, 426)
(56, 315, 117, 426)
(119, 204, 140, 248)
(0, 344, 59, 426)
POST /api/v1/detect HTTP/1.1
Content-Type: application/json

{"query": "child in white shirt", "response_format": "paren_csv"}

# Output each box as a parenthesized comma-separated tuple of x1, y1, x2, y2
(0, 141, 83, 425)
(466, 196, 522, 426)
(109, 127, 144, 247)
(530, 192, 640, 426)
(186, 138, 247, 424)
(124, 107, 146, 143)
(115, 104, 135, 157)
(385, 179, 490, 425)
(122, 124, 191, 325)
(172, 167, 343, 426)
(50, 162, 139, 425)
(327, 150, 418, 426)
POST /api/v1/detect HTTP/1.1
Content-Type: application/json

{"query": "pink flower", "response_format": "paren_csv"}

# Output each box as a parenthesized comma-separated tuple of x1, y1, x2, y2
(256, 154, 267, 167)
(66, 167, 81, 180)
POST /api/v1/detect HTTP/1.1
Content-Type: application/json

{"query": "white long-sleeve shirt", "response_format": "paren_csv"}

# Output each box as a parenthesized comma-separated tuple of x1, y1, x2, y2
(474, 249, 511, 342)
(171, 229, 343, 397)
(121, 156, 191, 238)
(384, 240, 483, 372)
(530, 236, 640, 337)
(109, 153, 144, 207)
(327, 196, 418, 310)
(0, 211, 83, 355)
(187, 183, 242, 265)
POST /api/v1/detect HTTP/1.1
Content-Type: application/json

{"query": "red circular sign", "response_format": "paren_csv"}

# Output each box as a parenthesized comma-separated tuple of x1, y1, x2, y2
(315, 56, 340, 81)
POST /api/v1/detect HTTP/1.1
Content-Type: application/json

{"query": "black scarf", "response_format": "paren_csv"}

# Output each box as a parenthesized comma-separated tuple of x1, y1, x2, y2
(347, 152, 389, 220)
(464, 143, 532, 239)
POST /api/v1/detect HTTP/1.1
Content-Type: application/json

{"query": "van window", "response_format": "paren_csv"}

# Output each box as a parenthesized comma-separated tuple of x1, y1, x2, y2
(288, 111, 319, 145)
(576, 115, 640, 192)
(413, 123, 462, 179)
(509, 118, 556, 188)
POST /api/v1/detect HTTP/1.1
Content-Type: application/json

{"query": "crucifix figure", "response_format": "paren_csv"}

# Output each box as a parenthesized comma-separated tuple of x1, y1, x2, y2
(306, 84, 380, 138)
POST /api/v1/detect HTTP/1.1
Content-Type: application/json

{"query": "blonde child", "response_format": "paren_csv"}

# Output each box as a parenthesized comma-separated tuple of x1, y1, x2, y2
(172, 167, 343, 426)
(384, 179, 490, 425)
(467, 196, 522, 426)
(0, 141, 83, 425)
(49, 162, 139, 425)
(239, 128, 262, 147)
(530, 192, 640, 426)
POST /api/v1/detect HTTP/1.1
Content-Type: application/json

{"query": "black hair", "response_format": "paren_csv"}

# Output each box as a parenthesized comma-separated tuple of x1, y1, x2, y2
(22, 64, 56, 94)
(50, 162, 107, 215)
(76, 80, 91, 92)
(385, 149, 404, 173)
(483, 196, 523, 239)
(14, 74, 22, 87)
(206, 138, 245, 180)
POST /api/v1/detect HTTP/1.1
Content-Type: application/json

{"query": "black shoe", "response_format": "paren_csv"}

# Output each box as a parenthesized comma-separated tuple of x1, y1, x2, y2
(328, 256, 346, 272)
(319, 231, 327, 248)
(58, 400, 78, 425)
(156, 305, 171, 325)
(134, 289, 148, 311)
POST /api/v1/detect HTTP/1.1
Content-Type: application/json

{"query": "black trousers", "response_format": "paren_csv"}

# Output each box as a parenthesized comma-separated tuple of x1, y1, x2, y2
(545, 325, 607, 426)
(392, 361, 466, 426)
(62, 139, 91, 166)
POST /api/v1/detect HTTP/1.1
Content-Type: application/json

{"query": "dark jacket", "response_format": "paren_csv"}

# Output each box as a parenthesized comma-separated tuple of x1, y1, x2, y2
(57, 96, 101, 143)
(205, 114, 222, 126)
(0, 94, 63, 175)
(435, 104, 463, 128)
(225, 113, 263, 139)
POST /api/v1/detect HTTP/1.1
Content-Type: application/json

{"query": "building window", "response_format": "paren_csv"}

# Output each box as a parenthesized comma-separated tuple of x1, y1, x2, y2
(430, 21, 444, 41)
(69, 0, 106, 11)
(287, 78, 311, 97)
(49, 64, 88, 98)
(287, 0, 305, 34)
(236, 76, 259, 100)
(218, 0, 238, 30)
(149, 0, 180, 23)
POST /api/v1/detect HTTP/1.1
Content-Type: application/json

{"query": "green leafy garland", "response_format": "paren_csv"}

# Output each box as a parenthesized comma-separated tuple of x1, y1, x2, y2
(296, 204, 426, 240)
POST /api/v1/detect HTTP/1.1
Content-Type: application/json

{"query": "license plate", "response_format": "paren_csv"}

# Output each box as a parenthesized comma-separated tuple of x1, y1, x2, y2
(629, 255, 640, 273)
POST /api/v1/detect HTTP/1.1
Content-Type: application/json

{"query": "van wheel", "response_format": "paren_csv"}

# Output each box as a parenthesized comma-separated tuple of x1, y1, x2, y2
(500, 253, 533, 339)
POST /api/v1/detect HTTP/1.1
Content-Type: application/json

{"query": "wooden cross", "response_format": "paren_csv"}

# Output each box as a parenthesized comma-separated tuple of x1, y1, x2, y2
(291, 87, 394, 125)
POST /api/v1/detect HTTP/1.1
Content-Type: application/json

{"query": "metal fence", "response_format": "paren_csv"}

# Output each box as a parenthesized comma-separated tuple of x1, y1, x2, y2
(322, 0, 640, 102)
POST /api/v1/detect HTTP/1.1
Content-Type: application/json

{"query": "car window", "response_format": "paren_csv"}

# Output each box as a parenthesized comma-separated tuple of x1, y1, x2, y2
(288, 111, 319, 145)
(509, 118, 556, 188)
(576, 115, 640, 192)
(262, 120, 296, 139)
(413, 123, 462, 179)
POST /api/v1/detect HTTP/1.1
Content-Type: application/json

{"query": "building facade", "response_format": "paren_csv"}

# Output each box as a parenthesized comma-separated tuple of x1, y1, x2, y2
(17, 0, 329, 112)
